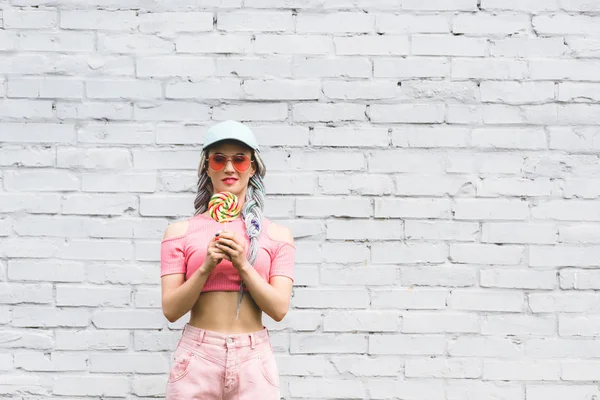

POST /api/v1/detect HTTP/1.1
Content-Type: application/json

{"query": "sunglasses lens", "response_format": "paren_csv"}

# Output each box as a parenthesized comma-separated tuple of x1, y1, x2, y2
(232, 155, 250, 172)
(209, 155, 227, 170)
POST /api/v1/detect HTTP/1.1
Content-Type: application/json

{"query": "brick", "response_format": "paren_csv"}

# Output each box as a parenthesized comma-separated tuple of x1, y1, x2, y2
(370, 151, 446, 173)
(289, 378, 365, 398)
(218, 11, 293, 32)
(484, 360, 560, 381)
(449, 337, 524, 358)
(375, 198, 452, 218)
(448, 382, 523, 400)
(481, 269, 557, 290)
(293, 288, 370, 309)
(3, 9, 58, 29)
(291, 334, 367, 354)
(529, 293, 600, 313)
(481, 82, 555, 105)
(481, 0, 558, 11)
(531, 245, 600, 267)
(217, 57, 292, 78)
(527, 385, 600, 400)
(560, 268, 600, 289)
(53, 375, 129, 397)
(371, 289, 448, 309)
(320, 266, 398, 286)
(255, 35, 332, 54)
(482, 315, 556, 335)
(526, 338, 600, 358)
(369, 103, 445, 123)
(323, 311, 399, 332)
(367, 379, 445, 400)
(450, 290, 524, 312)
(294, 56, 371, 78)
(14, 352, 87, 372)
(137, 56, 215, 78)
(452, 59, 528, 79)
(395, 175, 476, 197)
(477, 178, 555, 198)
(297, 12, 374, 33)
(8, 77, 83, 99)
(400, 266, 478, 287)
(297, 197, 371, 217)
(242, 79, 320, 100)
(326, 220, 403, 240)
(139, 12, 213, 33)
(369, 334, 446, 355)
(372, 243, 448, 264)
(402, 312, 479, 333)
(335, 36, 409, 55)
(413, 35, 487, 56)
(559, 315, 600, 337)
(55, 330, 129, 350)
(534, 14, 600, 36)
(491, 37, 567, 57)
(453, 199, 529, 220)
(60, 10, 138, 30)
(292, 103, 366, 122)
(374, 57, 449, 78)
(323, 81, 397, 100)
(482, 223, 557, 244)
(176, 34, 252, 54)
(376, 14, 449, 34)
(406, 358, 482, 378)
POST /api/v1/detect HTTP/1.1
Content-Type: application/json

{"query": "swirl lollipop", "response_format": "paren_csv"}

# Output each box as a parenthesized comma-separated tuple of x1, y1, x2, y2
(209, 191, 242, 226)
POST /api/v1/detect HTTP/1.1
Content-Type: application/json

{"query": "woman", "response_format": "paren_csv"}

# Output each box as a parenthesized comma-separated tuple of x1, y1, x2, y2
(160, 120, 295, 399)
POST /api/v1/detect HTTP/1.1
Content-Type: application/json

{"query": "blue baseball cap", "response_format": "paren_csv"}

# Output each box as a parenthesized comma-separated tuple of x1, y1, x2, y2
(202, 120, 260, 152)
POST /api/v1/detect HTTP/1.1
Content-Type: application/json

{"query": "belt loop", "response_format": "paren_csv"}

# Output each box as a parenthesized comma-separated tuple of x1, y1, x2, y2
(250, 332, 255, 349)
(197, 329, 205, 346)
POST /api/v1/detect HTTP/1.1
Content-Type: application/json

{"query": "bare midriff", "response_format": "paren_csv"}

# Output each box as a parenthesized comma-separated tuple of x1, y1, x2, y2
(188, 291, 264, 334)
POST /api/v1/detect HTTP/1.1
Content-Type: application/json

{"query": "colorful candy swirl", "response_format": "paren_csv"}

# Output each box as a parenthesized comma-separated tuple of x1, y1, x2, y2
(208, 192, 242, 223)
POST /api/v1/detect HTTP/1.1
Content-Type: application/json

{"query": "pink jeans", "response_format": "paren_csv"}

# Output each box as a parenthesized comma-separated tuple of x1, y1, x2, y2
(166, 323, 280, 400)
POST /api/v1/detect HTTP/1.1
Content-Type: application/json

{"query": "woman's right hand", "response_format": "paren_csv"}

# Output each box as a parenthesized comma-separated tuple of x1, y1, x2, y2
(200, 233, 231, 274)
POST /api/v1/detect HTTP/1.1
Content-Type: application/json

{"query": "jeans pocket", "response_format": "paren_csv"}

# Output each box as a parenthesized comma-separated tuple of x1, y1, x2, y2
(258, 352, 280, 388)
(168, 347, 194, 384)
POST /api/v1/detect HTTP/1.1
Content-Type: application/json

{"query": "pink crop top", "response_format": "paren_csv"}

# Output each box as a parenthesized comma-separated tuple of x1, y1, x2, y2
(160, 213, 295, 292)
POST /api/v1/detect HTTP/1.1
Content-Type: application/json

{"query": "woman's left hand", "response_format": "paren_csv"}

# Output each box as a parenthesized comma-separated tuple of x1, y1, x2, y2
(215, 231, 249, 271)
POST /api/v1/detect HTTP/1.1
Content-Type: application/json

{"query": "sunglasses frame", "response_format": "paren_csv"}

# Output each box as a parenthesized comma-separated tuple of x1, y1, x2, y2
(206, 153, 254, 173)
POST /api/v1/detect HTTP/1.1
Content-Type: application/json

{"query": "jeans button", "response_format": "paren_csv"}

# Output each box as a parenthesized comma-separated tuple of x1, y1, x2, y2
(227, 337, 233, 343)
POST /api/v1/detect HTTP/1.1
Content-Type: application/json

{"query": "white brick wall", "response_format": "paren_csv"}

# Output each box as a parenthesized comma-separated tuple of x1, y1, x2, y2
(0, 1, 599, 399)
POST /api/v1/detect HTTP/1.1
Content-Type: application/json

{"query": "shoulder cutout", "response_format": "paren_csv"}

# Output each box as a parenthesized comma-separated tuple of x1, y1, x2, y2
(267, 222, 294, 246)
(162, 219, 190, 241)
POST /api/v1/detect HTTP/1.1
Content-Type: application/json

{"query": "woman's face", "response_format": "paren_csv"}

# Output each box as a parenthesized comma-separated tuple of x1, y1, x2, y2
(206, 141, 256, 200)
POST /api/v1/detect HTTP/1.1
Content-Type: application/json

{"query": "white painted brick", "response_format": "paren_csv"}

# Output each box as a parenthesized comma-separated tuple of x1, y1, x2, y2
(451, 243, 525, 265)
(396, 175, 475, 197)
(348, 174, 395, 195)
(481, 0, 558, 11)
(0, 194, 61, 214)
(413, 35, 487, 56)
(369, 334, 446, 355)
(549, 127, 600, 153)
(335, 36, 409, 55)
(482, 314, 556, 335)
(532, 200, 600, 222)
(137, 56, 215, 78)
(326, 220, 402, 240)
(291, 334, 367, 354)
(371, 289, 448, 309)
(92, 309, 164, 329)
(392, 126, 468, 149)
(98, 34, 173, 54)
(372, 243, 448, 264)
(293, 288, 369, 309)
(3, 170, 79, 192)
(0, 283, 53, 304)
(14, 352, 87, 372)
(406, 221, 478, 241)
(323, 311, 399, 332)
(217, 57, 292, 78)
(375, 198, 452, 218)
(491, 37, 567, 57)
(331, 355, 402, 377)
(402, 312, 479, 333)
(406, 358, 482, 379)
(322, 243, 370, 263)
(276, 354, 335, 375)
(401, 80, 480, 103)
(453, 199, 529, 221)
(0, 146, 53, 167)
(242, 79, 320, 100)
(218, 11, 293, 32)
(370, 151, 445, 173)
(60, 10, 139, 31)
(477, 177, 555, 198)
(320, 265, 398, 286)
(482, 222, 557, 244)
(297, 12, 374, 33)
(529, 59, 600, 81)
(91, 353, 168, 373)
(53, 375, 129, 397)
(534, 14, 600, 36)
(297, 197, 371, 217)
(57, 147, 131, 169)
(16, 32, 94, 52)
(289, 378, 365, 398)
(293, 56, 371, 78)
(529, 293, 600, 313)
(12, 307, 90, 328)
(55, 330, 129, 350)
(8, 77, 83, 99)
(531, 245, 600, 267)
(481, 269, 556, 290)
(527, 385, 600, 400)
(312, 127, 389, 147)
(558, 82, 600, 103)
(82, 172, 156, 193)
(139, 12, 213, 33)
(367, 379, 445, 400)
(213, 103, 288, 121)
(449, 337, 523, 358)
(264, 173, 316, 194)
(79, 123, 154, 144)
(452, 59, 528, 79)
(3, 9, 57, 29)
(481, 82, 555, 105)
(483, 360, 560, 381)
(323, 81, 397, 100)
(453, 14, 530, 36)
(376, 14, 449, 34)
(526, 338, 600, 358)
(559, 315, 600, 337)
(56, 285, 131, 307)
(293, 103, 366, 122)
(401, 0, 477, 10)
(255, 35, 332, 54)
(568, 38, 600, 57)
(448, 382, 523, 400)
(369, 104, 445, 123)
(374, 57, 449, 78)
(560, 268, 600, 289)
(449, 290, 524, 312)
(0, 99, 53, 119)
(400, 265, 478, 287)
(176, 34, 251, 54)
(56, 101, 132, 121)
